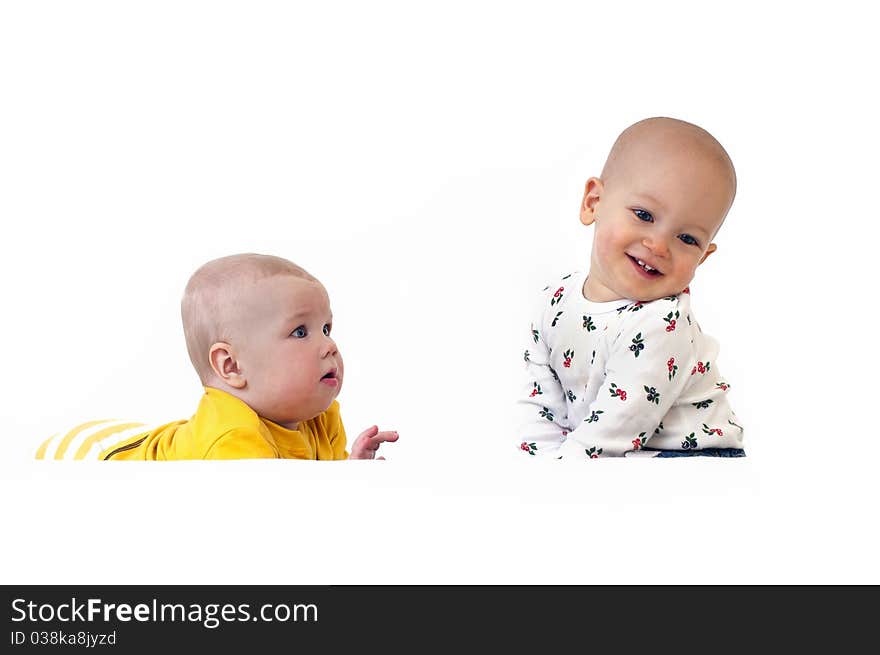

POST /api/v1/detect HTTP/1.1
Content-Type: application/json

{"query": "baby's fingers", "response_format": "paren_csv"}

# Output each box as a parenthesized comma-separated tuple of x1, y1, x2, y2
(370, 430, 399, 446)
(357, 425, 380, 441)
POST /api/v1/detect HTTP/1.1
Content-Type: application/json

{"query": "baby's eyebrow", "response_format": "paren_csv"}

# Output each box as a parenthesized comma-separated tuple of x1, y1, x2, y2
(680, 223, 711, 238)
(632, 192, 666, 211)
(285, 309, 333, 324)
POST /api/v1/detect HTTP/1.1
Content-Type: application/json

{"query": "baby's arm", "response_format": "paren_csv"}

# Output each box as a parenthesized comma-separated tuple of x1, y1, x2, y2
(324, 400, 397, 460)
(515, 288, 570, 456)
(348, 426, 399, 460)
(557, 297, 695, 459)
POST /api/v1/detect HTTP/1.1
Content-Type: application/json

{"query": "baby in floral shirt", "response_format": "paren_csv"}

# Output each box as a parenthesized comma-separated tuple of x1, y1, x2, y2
(517, 117, 745, 459)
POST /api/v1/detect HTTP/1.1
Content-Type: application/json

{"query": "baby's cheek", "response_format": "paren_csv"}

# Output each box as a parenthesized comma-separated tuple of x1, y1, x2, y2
(594, 237, 616, 267)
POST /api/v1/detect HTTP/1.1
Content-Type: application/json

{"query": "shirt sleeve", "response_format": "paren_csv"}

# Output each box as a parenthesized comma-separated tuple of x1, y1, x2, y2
(515, 284, 570, 457)
(557, 296, 696, 459)
(204, 428, 279, 459)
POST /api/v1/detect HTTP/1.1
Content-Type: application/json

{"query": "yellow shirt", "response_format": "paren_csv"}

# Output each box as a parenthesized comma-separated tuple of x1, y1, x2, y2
(100, 387, 348, 460)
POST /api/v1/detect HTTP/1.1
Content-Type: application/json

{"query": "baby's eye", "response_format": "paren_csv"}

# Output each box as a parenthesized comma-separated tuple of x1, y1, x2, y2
(633, 209, 654, 222)
(678, 234, 700, 247)
(323, 324, 331, 336)
(291, 326, 307, 338)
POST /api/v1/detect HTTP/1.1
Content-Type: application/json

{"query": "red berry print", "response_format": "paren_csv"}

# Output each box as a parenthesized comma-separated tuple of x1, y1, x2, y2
(550, 287, 564, 306)
(667, 357, 678, 380)
(562, 349, 574, 368)
(609, 383, 627, 400)
(631, 432, 647, 450)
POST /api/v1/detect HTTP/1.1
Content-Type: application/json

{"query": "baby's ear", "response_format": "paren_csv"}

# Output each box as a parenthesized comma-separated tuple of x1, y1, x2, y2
(580, 177, 603, 226)
(209, 342, 246, 389)
(699, 243, 718, 265)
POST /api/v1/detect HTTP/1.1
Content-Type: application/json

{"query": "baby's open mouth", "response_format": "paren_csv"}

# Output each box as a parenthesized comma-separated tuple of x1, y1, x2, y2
(321, 370, 337, 380)
(627, 255, 663, 276)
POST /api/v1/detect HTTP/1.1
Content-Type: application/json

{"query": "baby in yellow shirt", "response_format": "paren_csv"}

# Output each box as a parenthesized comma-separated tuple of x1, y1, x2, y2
(52, 253, 398, 461)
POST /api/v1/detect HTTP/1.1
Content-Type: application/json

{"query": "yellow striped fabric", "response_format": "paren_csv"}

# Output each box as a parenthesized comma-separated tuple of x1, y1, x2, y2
(35, 420, 150, 460)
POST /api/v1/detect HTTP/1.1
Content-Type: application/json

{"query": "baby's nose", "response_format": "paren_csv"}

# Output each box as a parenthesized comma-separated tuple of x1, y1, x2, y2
(643, 237, 669, 257)
(322, 336, 338, 357)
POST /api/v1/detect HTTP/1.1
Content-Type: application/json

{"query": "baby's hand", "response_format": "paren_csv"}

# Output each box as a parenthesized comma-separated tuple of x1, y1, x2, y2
(349, 425, 399, 460)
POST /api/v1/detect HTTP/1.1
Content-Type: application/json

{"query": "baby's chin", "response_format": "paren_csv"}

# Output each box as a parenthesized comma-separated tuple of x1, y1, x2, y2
(267, 395, 341, 429)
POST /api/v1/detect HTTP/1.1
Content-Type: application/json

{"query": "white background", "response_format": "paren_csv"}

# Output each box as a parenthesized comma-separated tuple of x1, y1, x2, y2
(1, 1, 877, 584)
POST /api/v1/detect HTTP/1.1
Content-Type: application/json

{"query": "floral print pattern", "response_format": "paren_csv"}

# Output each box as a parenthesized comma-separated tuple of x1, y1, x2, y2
(518, 272, 743, 458)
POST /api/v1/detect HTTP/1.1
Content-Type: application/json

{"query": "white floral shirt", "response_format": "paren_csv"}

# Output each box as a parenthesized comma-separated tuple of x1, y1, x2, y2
(516, 271, 744, 459)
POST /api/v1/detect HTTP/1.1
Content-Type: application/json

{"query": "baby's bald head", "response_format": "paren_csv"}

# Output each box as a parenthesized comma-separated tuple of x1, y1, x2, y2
(602, 117, 737, 229)
(181, 253, 316, 384)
